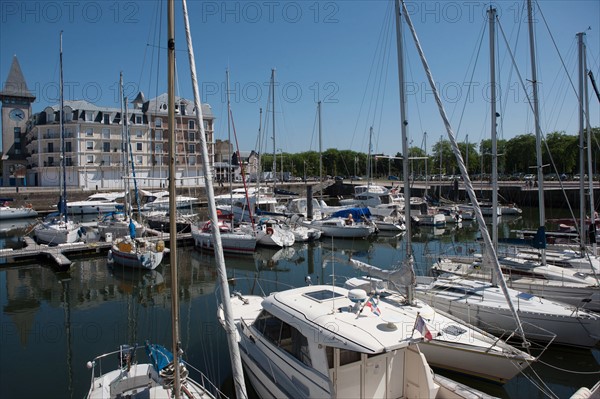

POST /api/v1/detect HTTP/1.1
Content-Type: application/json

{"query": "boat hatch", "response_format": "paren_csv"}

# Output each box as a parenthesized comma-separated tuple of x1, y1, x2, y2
(441, 325, 467, 336)
(303, 289, 344, 302)
(516, 292, 534, 300)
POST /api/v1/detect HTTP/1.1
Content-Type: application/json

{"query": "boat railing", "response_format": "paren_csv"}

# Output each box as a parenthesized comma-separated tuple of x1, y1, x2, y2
(86, 344, 228, 398)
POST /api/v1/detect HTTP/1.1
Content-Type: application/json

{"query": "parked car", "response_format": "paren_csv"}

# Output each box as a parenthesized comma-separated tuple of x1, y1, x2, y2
(523, 174, 535, 181)
(388, 175, 399, 181)
(334, 176, 345, 181)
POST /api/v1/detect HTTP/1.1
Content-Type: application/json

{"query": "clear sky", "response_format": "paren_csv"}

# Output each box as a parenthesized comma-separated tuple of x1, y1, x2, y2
(1, 0, 598, 157)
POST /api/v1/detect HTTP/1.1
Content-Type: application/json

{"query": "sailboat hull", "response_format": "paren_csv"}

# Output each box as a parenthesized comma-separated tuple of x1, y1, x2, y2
(34, 221, 80, 245)
(108, 239, 164, 270)
(191, 224, 256, 255)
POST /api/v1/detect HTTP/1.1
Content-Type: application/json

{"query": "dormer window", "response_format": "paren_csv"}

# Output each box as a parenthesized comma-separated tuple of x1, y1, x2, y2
(135, 115, 143, 124)
(160, 103, 167, 111)
(103, 113, 111, 124)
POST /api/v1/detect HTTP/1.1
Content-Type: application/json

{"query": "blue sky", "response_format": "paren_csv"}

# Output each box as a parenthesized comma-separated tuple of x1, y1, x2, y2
(1, 0, 599, 156)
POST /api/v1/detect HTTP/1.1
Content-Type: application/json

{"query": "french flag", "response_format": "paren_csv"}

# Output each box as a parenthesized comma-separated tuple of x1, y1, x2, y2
(415, 314, 433, 341)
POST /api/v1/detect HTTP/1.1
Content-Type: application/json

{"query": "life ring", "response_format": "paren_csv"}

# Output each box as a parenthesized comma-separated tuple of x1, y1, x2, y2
(156, 240, 165, 252)
(266, 227, 274, 235)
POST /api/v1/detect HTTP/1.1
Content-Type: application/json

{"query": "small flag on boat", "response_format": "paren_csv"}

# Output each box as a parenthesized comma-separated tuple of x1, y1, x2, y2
(414, 314, 433, 341)
(365, 297, 381, 316)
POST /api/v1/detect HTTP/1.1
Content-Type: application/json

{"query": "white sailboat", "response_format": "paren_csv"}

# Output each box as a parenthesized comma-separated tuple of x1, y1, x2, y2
(432, 2, 600, 313)
(108, 77, 164, 271)
(192, 69, 257, 255)
(404, 4, 600, 349)
(87, 2, 229, 397)
(344, 4, 534, 383)
(34, 32, 81, 245)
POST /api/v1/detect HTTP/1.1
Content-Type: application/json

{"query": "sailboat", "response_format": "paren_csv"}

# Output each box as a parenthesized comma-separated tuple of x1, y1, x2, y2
(344, 4, 534, 383)
(97, 74, 146, 242)
(107, 79, 165, 271)
(432, 1, 600, 313)
(34, 32, 81, 245)
(215, 2, 519, 398)
(406, 5, 600, 348)
(191, 69, 257, 255)
(86, 1, 231, 398)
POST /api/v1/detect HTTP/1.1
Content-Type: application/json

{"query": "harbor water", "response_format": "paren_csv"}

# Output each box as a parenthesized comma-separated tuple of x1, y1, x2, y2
(0, 207, 598, 398)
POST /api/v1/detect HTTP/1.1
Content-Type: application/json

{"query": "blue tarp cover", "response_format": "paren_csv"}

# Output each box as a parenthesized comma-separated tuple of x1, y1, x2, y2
(145, 342, 173, 372)
(330, 207, 371, 220)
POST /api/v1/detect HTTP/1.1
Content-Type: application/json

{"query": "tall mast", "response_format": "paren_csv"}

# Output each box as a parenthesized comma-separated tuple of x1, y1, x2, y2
(424, 132, 428, 197)
(271, 69, 276, 182)
(226, 69, 232, 188)
(181, 0, 248, 397)
(59, 31, 67, 223)
(318, 101, 323, 200)
(577, 32, 588, 253)
(583, 36, 597, 255)
(489, 7, 499, 259)
(527, 0, 546, 266)
(166, 0, 181, 396)
(119, 73, 130, 218)
(394, 0, 413, 304)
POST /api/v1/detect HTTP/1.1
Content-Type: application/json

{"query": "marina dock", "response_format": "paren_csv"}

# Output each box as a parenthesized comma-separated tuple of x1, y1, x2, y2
(0, 229, 192, 269)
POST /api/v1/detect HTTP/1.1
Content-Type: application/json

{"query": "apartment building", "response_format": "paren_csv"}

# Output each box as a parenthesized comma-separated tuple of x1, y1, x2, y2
(22, 93, 215, 190)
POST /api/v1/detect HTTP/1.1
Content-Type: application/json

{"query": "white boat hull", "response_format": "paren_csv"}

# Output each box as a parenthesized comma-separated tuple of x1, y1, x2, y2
(0, 206, 38, 220)
(34, 221, 80, 244)
(108, 239, 164, 270)
(192, 224, 256, 255)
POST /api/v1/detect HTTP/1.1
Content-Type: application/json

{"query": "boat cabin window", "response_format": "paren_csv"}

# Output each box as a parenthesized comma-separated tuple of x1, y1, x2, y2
(254, 310, 312, 367)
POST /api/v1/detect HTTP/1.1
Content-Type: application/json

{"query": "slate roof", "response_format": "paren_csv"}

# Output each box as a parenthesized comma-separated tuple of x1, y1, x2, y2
(0, 56, 35, 100)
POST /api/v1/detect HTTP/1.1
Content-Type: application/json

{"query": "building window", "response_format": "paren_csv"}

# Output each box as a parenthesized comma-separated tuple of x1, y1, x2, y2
(65, 142, 72, 153)
(103, 113, 111, 124)
(102, 128, 110, 139)
(136, 129, 143, 138)
(136, 155, 143, 165)
(155, 143, 163, 153)
(188, 156, 196, 165)
(48, 156, 54, 166)
(86, 128, 94, 136)
(136, 143, 142, 152)
(86, 141, 94, 150)
(103, 142, 111, 152)
(188, 144, 195, 154)
(155, 118, 162, 128)
(13, 127, 21, 143)
(188, 120, 195, 130)
(65, 157, 72, 166)
(102, 155, 111, 166)
(48, 142, 54, 153)
(203, 120, 210, 131)
(155, 130, 163, 140)
(87, 155, 94, 164)
(135, 115, 143, 124)
(188, 132, 195, 142)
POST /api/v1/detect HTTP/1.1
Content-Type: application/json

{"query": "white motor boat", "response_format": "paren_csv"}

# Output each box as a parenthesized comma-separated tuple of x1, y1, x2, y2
(0, 200, 38, 220)
(345, 274, 535, 383)
(34, 214, 81, 245)
(66, 192, 124, 215)
(220, 284, 496, 399)
(140, 190, 197, 211)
